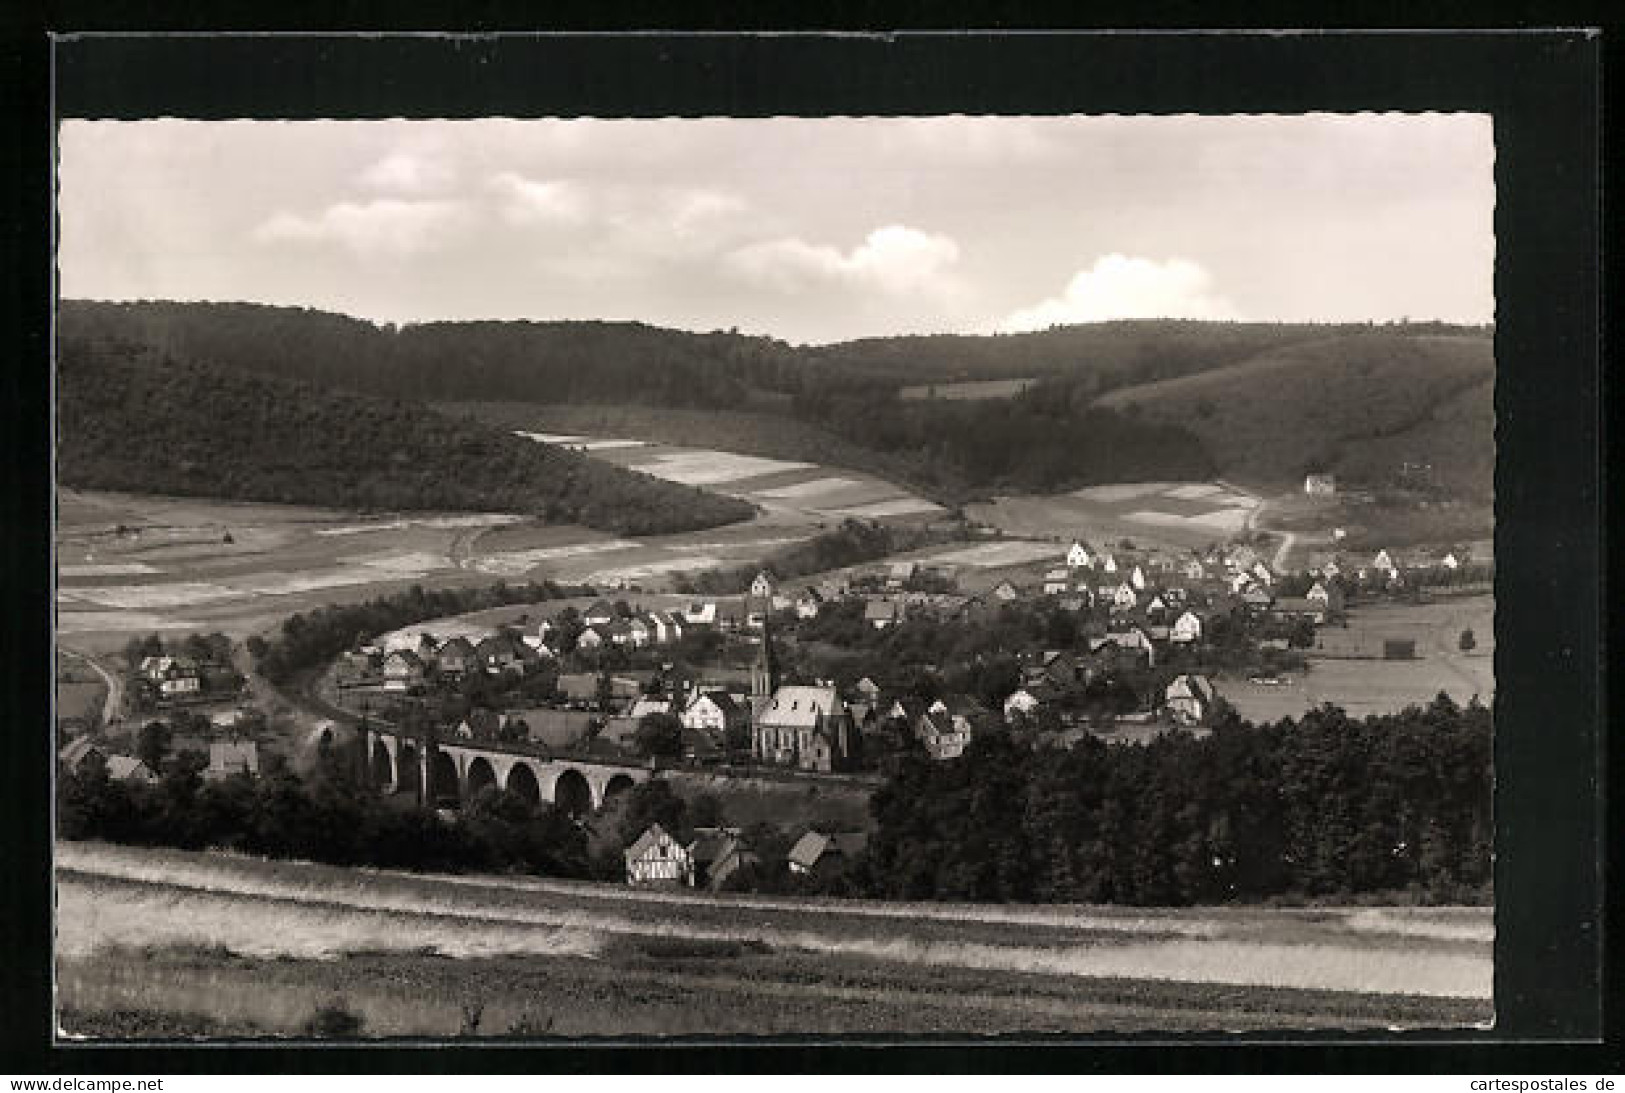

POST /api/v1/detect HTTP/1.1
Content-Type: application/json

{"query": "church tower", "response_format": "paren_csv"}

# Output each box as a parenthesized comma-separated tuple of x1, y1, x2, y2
(751, 619, 778, 700)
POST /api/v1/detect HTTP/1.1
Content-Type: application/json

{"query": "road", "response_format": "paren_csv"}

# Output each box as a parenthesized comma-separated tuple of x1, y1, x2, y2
(57, 645, 121, 727)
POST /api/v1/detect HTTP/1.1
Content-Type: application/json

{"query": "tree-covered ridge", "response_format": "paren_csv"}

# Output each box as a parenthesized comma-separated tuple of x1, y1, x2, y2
(55, 338, 755, 535)
(59, 300, 1493, 498)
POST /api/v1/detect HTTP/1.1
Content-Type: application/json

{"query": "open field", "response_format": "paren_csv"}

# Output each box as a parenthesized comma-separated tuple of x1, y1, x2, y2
(966, 481, 1260, 551)
(57, 488, 836, 652)
(57, 842, 1491, 1038)
(514, 431, 944, 524)
(1222, 595, 1495, 723)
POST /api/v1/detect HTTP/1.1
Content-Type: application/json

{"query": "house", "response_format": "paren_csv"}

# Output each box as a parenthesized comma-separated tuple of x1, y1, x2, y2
(1272, 597, 1327, 625)
(1043, 568, 1071, 595)
(1130, 565, 1147, 591)
(990, 580, 1021, 602)
(1180, 558, 1208, 581)
(1065, 540, 1093, 569)
(1441, 552, 1461, 571)
(1304, 473, 1337, 496)
(1165, 674, 1216, 725)
(625, 823, 693, 886)
(1111, 583, 1139, 612)
(1251, 561, 1275, 586)
(714, 600, 748, 632)
(59, 735, 106, 774)
(583, 599, 617, 627)
(1028, 649, 1079, 689)
(885, 561, 916, 590)
(646, 611, 682, 644)
(205, 738, 259, 780)
(1003, 686, 1049, 719)
(575, 625, 606, 651)
(680, 690, 747, 740)
(622, 617, 653, 648)
(853, 676, 882, 703)
(793, 591, 824, 620)
(1104, 625, 1156, 666)
(627, 696, 673, 722)
(1171, 609, 1204, 644)
(915, 696, 982, 761)
(1372, 549, 1396, 574)
(382, 650, 426, 692)
(106, 755, 159, 784)
(137, 655, 175, 682)
(787, 830, 869, 876)
(687, 827, 756, 891)
(475, 633, 533, 676)
(681, 601, 718, 628)
(1100, 553, 1118, 574)
(1241, 585, 1274, 613)
(1144, 593, 1169, 617)
(864, 599, 904, 630)
(1321, 559, 1342, 579)
(748, 570, 777, 600)
(435, 637, 479, 679)
(157, 658, 202, 698)
(334, 649, 381, 687)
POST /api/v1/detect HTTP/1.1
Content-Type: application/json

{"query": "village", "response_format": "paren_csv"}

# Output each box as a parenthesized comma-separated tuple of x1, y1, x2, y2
(59, 502, 1494, 896)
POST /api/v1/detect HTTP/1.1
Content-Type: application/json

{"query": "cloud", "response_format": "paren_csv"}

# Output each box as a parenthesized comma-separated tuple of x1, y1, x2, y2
(726, 225, 961, 294)
(357, 151, 456, 195)
(998, 254, 1242, 331)
(251, 199, 470, 258)
(488, 172, 591, 227)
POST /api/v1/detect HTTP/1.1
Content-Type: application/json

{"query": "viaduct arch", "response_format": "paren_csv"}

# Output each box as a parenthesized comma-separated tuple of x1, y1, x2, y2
(365, 729, 651, 813)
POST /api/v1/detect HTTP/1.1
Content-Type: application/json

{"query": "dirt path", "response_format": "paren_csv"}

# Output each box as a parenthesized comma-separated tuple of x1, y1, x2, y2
(57, 645, 121, 727)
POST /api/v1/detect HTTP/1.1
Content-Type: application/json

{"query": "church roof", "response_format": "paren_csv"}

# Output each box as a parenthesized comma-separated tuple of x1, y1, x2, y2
(756, 685, 845, 729)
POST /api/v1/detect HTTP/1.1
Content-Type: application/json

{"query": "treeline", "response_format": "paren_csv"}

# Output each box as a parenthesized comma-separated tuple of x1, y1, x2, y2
(249, 580, 590, 686)
(56, 338, 755, 535)
(58, 751, 590, 878)
(791, 389, 1217, 495)
(674, 518, 961, 595)
(853, 695, 1492, 906)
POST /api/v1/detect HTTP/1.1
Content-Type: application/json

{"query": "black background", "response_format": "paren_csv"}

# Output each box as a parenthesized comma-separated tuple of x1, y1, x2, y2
(1, 15, 1612, 1075)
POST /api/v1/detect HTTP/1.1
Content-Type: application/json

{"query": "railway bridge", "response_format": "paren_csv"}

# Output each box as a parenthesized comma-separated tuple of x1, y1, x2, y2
(362, 727, 651, 816)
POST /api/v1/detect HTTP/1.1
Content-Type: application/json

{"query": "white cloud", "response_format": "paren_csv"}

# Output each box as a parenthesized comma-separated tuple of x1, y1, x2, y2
(998, 254, 1242, 331)
(726, 225, 961, 294)
(488, 172, 591, 227)
(358, 151, 456, 195)
(251, 199, 470, 259)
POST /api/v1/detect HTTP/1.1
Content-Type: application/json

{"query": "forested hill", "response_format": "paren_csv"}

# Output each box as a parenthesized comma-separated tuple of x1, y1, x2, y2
(59, 300, 1493, 498)
(55, 339, 756, 535)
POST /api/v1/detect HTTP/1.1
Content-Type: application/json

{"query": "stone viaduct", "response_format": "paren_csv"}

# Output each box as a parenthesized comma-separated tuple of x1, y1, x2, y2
(362, 726, 651, 816)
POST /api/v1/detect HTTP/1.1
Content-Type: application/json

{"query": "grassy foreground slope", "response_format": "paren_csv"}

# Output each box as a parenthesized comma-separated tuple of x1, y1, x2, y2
(56, 341, 755, 536)
(58, 842, 1492, 1037)
(1097, 334, 1494, 499)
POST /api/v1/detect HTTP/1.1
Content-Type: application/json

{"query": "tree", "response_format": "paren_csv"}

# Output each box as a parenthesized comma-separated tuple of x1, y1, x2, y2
(136, 720, 171, 771)
(634, 712, 684, 759)
(1458, 629, 1477, 653)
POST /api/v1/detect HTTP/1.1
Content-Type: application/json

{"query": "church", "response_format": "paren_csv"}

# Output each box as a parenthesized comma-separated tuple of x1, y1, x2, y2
(748, 625, 861, 773)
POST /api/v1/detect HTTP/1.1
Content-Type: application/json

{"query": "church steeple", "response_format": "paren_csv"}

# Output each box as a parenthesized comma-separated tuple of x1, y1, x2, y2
(751, 618, 778, 700)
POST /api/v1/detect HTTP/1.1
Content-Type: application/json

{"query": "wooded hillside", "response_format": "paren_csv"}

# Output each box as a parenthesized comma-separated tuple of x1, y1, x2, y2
(55, 338, 756, 535)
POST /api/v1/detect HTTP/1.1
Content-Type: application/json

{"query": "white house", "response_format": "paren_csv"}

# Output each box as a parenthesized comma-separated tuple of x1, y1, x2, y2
(749, 571, 776, 600)
(1130, 565, 1147, 591)
(1043, 568, 1071, 596)
(625, 823, 692, 886)
(1442, 552, 1461, 570)
(1100, 553, 1118, 574)
(681, 601, 718, 627)
(1112, 583, 1139, 611)
(1003, 687, 1044, 719)
(1165, 674, 1216, 725)
(1065, 540, 1093, 569)
(1171, 610, 1203, 644)
(1373, 549, 1396, 573)
(1304, 473, 1337, 496)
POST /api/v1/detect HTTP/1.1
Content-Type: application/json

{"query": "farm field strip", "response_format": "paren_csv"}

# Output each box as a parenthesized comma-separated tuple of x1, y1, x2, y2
(57, 611, 203, 634)
(830, 498, 944, 519)
(754, 476, 864, 500)
(916, 540, 1060, 568)
(467, 540, 641, 576)
(57, 844, 1492, 1000)
(59, 562, 163, 577)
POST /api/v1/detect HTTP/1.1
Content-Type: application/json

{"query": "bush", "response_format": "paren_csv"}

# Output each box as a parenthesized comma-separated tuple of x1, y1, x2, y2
(301, 1000, 365, 1039)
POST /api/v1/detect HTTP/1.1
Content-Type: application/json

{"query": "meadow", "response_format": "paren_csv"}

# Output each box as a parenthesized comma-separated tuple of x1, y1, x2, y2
(898, 377, 1036, 401)
(56, 842, 1492, 1038)
(964, 481, 1260, 552)
(1222, 595, 1495, 722)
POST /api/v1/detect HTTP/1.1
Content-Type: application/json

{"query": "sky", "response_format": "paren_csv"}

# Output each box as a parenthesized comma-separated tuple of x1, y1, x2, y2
(56, 114, 1495, 346)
